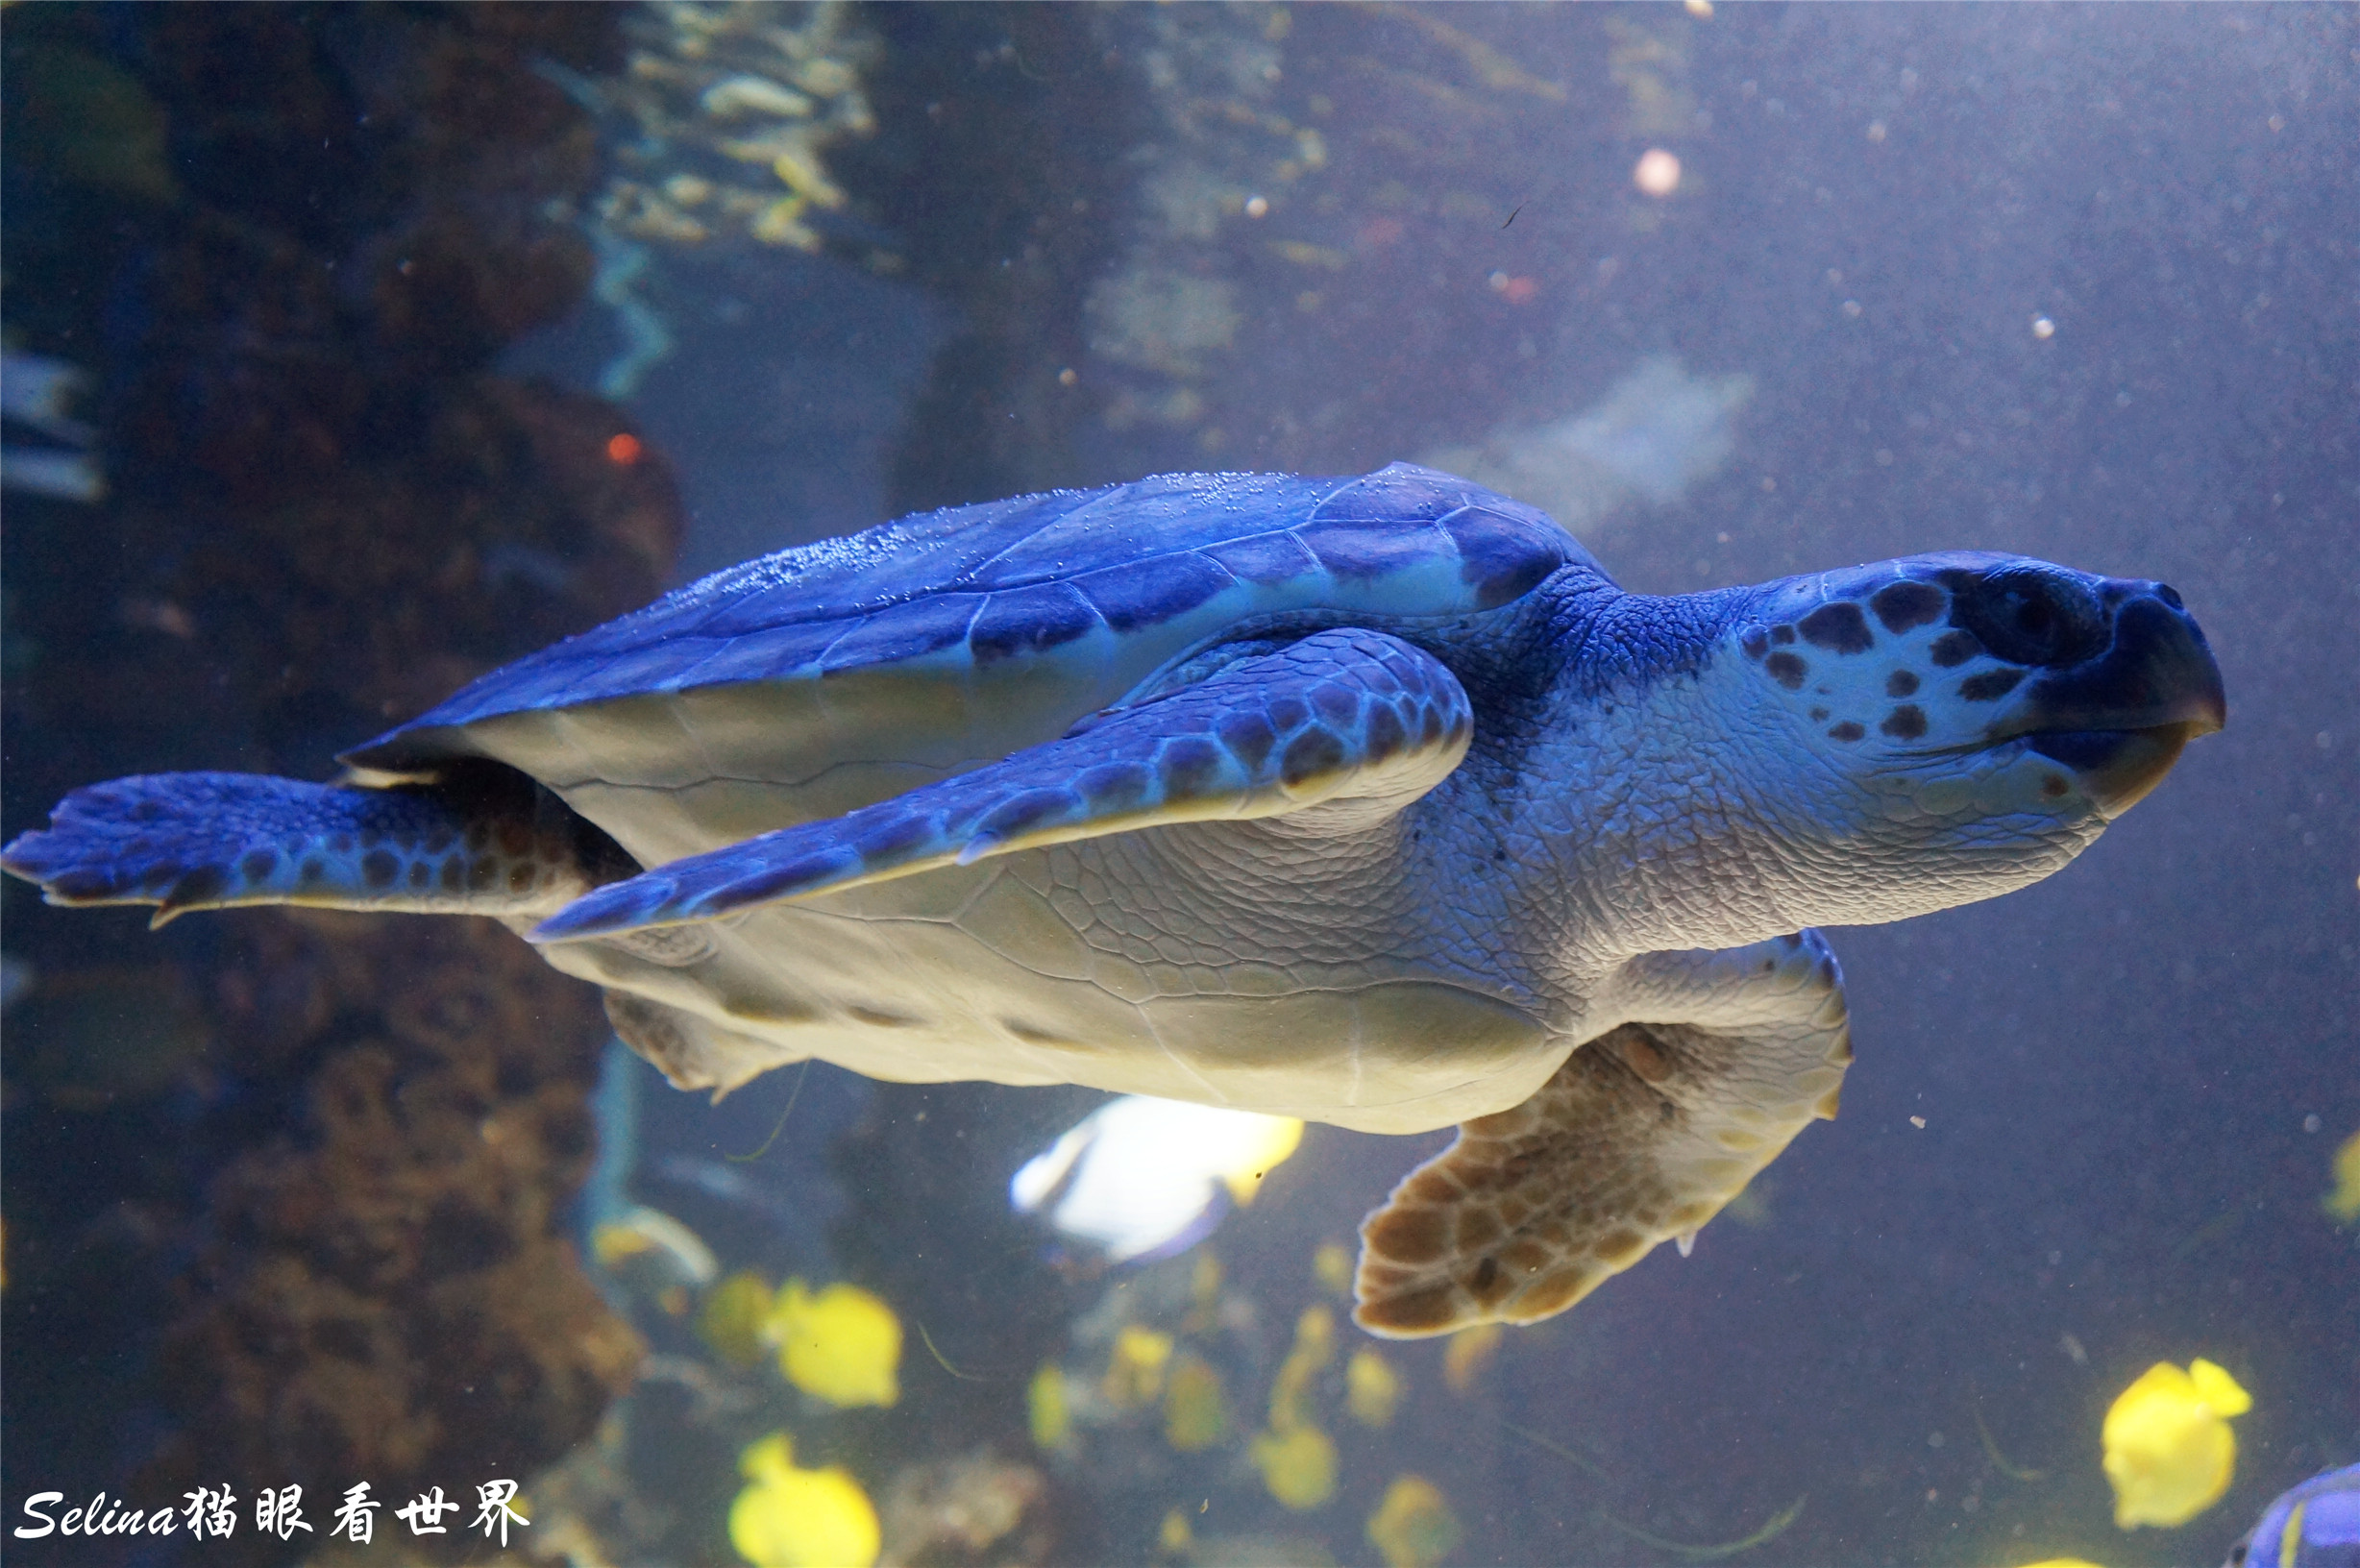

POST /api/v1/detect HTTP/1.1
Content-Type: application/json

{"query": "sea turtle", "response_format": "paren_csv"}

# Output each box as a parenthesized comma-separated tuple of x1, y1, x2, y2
(3, 462, 2225, 1337)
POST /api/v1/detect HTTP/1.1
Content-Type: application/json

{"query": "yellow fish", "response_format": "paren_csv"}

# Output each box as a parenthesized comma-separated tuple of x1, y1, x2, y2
(1027, 1361, 1072, 1452)
(1347, 1348, 1401, 1429)
(769, 1279, 900, 1409)
(1314, 1239, 1354, 1297)
(2324, 1128, 2360, 1223)
(1367, 1475, 1462, 1568)
(2102, 1358, 2252, 1529)
(1441, 1322, 1503, 1393)
(700, 1271, 774, 1368)
(729, 1432, 879, 1568)
(1165, 1355, 1229, 1451)
(1250, 1423, 1338, 1510)
(1105, 1324, 1176, 1409)
(1269, 1306, 1336, 1432)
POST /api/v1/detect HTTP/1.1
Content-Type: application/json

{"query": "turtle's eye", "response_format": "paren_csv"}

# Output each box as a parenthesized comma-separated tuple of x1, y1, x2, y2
(1952, 568, 2106, 668)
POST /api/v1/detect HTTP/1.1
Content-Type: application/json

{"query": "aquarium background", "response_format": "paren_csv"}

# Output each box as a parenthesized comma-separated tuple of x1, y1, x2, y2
(2, 5, 2352, 1566)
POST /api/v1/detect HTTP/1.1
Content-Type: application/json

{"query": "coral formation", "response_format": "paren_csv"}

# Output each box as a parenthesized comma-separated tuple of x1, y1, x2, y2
(587, 1, 880, 256)
(144, 914, 644, 1520)
(1, 8, 680, 1557)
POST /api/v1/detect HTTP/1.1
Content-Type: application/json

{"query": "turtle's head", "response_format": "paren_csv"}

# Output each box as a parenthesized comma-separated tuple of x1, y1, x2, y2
(1716, 551, 2225, 921)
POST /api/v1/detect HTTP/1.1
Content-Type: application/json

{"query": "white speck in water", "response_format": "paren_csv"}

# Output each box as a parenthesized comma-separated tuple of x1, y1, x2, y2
(1634, 149, 1682, 196)
(1909, 1115, 1926, 1128)
(2304, 1114, 2323, 1134)
(2031, 315, 2055, 338)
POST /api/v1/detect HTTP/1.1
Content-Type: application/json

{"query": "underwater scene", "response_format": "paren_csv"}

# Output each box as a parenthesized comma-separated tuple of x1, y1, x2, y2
(1, 5, 2352, 1566)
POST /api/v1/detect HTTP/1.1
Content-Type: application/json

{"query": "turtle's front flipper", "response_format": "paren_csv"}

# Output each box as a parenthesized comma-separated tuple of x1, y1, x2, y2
(1354, 931, 1852, 1338)
(532, 626, 1471, 943)
(1, 767, 627, 926)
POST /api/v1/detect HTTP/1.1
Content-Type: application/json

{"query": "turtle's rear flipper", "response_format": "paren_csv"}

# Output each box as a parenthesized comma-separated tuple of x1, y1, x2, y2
(1, 767, 627, 926)
(1354, 932, 1852, 1338)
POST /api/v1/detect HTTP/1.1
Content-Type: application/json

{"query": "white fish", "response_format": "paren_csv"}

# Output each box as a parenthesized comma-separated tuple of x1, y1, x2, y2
(1011, 1095, 1303, 1262)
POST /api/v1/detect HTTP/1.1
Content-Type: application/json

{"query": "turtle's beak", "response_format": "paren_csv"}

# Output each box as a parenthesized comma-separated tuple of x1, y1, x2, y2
(2010, 588, 2226, 820)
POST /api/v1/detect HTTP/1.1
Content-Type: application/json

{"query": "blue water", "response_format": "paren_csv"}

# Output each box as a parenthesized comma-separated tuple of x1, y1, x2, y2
(2, 6, 2351, 1566)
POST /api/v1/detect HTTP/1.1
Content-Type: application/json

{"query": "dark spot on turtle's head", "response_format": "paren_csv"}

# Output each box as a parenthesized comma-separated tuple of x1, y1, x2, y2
(506, 863, 534, 894)
(1471, 1256, 1499, 1293)
(1799, 601, 1874, 654)
(1869, 579, 1947, 633)
(1828, 721, 1866, 742)
(239, 849, 280, 883)
(1880, 704, 1929, 740)
(1958, 668, 2027, 701)
(1740, 625, 1770, 659)
(304, 857, 328, 884)
(361, 848, 400, 889)
(439, 858, 463, 892)
(1929, 629, 1984, 667)
(1770, 624, 1797, 646)
(2041, 773, 2070, 797)
(1950, 565, 2108, 668)
(1765, 651, 1807, 690)
(1885, 670, 1920, 698)
(1810, 706, 1830, 722)
(2155, 582, 2184, 610)
(408, 861, 430, 890)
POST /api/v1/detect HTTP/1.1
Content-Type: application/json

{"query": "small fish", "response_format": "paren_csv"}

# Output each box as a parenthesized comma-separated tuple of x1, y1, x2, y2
(2225, 1461, 2360, 1568)
(768, 1278, 900, 1409)
(1347, 1348, 1401, 1429)
(1368, 1475, 1463, 1568)
(591, 1204, 719, 1304)
(1, 351, 96, 444)
(1102, 1324, 1174, 1409)
(2103, 1358, 2253, 1529)
(729, 1432, 879, 1568)
(1028, 1362, 1073, 1452)
(1164, 1356, 1228, 1452)
(1, 351, 104, 502)
(2323, 1130, 2360, 1224)
(1009, 1096, 1304, 1262)
(1442, 1321, 1503, 1393)
(1248, 1423, 1337, 1511)
(698, 1270, 774, 1367)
